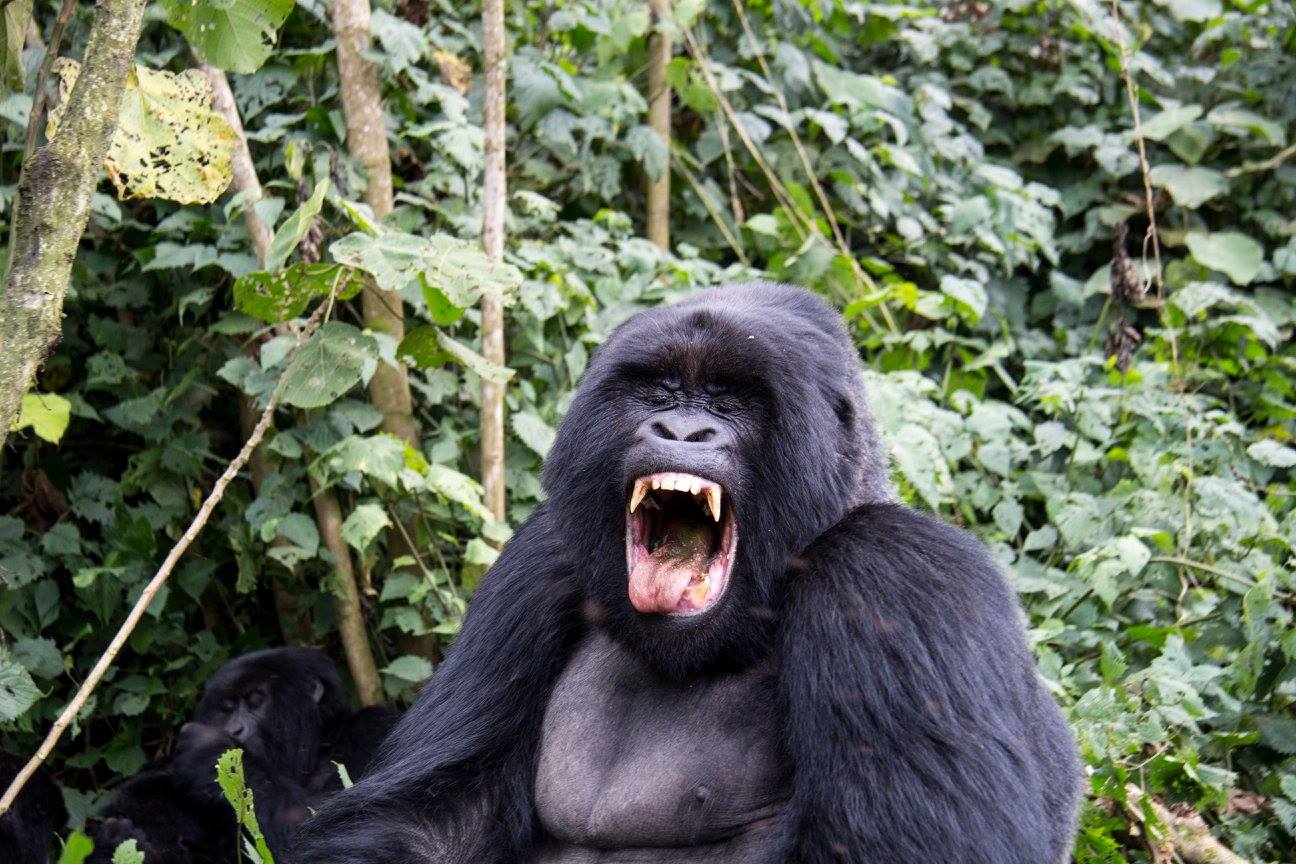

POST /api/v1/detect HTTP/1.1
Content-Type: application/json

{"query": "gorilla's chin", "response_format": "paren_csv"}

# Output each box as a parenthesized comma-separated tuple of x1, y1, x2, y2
(625, 471, 738, 616)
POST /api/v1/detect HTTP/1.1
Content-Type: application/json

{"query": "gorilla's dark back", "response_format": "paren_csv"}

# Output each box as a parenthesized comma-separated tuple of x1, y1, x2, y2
(292, 283, 1080, 864)
(0, 748, 67, 864)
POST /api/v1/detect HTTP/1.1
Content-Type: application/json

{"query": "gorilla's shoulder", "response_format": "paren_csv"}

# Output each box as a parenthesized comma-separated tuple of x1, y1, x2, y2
(799, 503, 1015, 610)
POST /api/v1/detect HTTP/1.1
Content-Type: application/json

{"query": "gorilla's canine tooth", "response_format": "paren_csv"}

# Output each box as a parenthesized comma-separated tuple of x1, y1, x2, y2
(706, 486, 722, 522)
(629, 480, 649, 513)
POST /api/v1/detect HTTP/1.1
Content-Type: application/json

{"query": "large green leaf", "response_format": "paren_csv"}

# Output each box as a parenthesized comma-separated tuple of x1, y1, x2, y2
(10, 393, 71, 443)
(159, 0, 295, 75)
(233, 263, 362, 324)
(280, 322, 377, 409)
(1149, 165, 1226, 209)
(1184, 231, 1264, 286)
(48, 61, 236, 204)
(330, 230, 523, 311)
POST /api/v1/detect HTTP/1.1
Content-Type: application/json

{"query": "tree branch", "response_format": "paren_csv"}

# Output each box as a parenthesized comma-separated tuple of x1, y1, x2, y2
(0, 299, 333, 816)
(0, 0, 147, 450)
(480, 0, 507, 523)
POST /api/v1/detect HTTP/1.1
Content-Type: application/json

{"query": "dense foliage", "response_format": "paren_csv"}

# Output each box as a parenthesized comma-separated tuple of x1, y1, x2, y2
(0, 0, 1292, 860)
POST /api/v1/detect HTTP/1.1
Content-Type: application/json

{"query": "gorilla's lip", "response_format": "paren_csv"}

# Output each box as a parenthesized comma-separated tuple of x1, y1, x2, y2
(625, 472, 738, 617)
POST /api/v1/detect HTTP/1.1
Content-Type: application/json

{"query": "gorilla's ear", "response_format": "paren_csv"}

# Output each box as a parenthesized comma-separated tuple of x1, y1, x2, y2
(311, 677, 326, 704)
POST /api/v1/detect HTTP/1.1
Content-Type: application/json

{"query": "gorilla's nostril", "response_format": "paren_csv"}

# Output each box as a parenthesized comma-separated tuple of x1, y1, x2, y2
(683, 427, 716, 443)
(651, 421, 677, 441)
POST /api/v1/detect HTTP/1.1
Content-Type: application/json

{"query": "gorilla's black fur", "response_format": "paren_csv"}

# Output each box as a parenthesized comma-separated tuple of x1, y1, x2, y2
(292, 283, 1079, 863)
(0, 747, 67, 864)
(89, 648, 397, 864)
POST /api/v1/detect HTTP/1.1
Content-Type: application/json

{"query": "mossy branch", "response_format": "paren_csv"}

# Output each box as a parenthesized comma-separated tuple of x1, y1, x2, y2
(0, 0, 148, 451)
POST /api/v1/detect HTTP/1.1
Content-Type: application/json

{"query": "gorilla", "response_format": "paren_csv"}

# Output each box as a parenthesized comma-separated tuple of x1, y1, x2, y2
(89, 648, 397, 864)
(293, 283, 1080, 863)
(0, 747, 67, 864)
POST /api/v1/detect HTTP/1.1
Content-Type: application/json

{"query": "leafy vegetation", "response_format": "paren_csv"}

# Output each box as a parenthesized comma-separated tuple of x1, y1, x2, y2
(0, 0, 1292, 861)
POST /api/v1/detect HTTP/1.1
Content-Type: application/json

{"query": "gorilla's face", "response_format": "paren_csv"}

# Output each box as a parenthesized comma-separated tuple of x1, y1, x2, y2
(545, 284, 889, 677)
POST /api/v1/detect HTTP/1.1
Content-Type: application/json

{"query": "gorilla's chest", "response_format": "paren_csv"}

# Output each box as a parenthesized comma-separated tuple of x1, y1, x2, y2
(534, 632, 791, 862)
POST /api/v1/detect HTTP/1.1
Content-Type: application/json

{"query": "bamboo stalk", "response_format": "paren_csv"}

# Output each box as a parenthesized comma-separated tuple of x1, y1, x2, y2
(480, 0, 508, 523)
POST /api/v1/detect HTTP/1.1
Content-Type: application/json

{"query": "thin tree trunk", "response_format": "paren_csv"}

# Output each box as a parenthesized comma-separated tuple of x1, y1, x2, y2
(0, 0, 148, 450)
(211, 64, 307, 645)
(330, 0, 416, 445)
(310, 476, 385, 706)
(330, 1, 436, 660)
(204, 65, 383, 701)
(645, 0, 671, 250)
(480, 0, 507, 522)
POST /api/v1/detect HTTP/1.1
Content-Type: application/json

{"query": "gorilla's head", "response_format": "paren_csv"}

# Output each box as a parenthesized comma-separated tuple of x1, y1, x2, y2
(194, 647, 348, 780)
(544, 283, 892, 677)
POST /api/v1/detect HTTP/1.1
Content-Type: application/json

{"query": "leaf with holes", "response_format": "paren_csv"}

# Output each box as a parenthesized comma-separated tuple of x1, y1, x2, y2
(0, 649, 40, 721)
(48, 61, 236, 204)
(233, 263, 361, 324)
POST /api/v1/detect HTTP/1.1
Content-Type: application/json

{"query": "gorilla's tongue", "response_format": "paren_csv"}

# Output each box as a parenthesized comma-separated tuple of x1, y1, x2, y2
(629, 520, 713, 614)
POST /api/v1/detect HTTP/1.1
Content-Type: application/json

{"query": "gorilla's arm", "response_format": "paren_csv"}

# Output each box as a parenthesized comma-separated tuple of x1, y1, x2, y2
(779, 504, 1078, 864)
(291, 503, 582, 864)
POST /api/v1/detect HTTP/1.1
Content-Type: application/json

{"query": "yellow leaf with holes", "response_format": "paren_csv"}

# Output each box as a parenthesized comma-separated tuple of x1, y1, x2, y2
(48, 60, 236, 204)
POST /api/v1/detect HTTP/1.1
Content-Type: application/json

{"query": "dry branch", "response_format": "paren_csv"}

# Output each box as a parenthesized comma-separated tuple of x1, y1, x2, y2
(1125, 785, 1249, 864)
(0, 300, 333, 816)
(0, 0, 148, 450)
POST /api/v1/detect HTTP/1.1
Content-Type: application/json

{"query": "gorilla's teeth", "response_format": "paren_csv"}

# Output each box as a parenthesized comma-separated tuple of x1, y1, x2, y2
(629, 480, 649, 513)
(705, 486, 722, 522)
(651, 477, 661, 490)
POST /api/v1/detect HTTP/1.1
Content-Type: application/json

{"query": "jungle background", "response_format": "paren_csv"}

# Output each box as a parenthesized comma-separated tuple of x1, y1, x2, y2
(0, 0, 1293, 861)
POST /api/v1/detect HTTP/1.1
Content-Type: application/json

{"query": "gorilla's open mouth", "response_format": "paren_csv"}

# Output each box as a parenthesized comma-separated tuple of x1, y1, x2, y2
(625, 472, 737, 616)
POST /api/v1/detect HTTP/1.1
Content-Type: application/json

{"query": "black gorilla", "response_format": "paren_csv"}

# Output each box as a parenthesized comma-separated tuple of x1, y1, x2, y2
(293, 283, 1080, 863)
(0, 747, 67, 864)
(89, 648, 397, 864)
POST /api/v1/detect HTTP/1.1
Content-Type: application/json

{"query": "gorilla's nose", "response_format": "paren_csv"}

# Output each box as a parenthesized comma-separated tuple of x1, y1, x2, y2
(640, 411, 728, 447)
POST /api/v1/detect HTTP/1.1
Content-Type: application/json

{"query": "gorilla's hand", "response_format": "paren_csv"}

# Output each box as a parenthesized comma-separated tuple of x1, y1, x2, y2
(171, 722, 238, 803)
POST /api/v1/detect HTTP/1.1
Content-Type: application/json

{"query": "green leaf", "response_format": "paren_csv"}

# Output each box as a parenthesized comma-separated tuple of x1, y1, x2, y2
(1165, 0, 1220, 22)
(233, 263, 361, 324)
(395, 325, 452, 369)
(11, 393, 71, 442)
(48, 61, 237, 204)
(280, 322, 377, 409)
(512, 411, 556, 458)
(0, 0, 32, 91)
(425, 463, 492, 520)
(326, 434, 408, 487)
(627, 124, 668, 181)
(340, 503, 391, 550)
(0, 648, 40, 721)
(1206, 105, 1286, 146)
(110, 839, 145, 864)
(159, 0, 295, 75)
(938, 276, 987, 322)
(435, 331, 514, 384)
(1247, 439, 1296, 468)
(264, 180, 329, 272)
(215, 749, 275, 862)
(57, 831, 95, 864)
(1184, 231, 1264, 286)
(1138, 104, 1203, 141)
(383, 655, 433, 683)
(1148, 165, 1226, 209)
(1256, 715, 1296, 755)
(330, 231, 522, 310)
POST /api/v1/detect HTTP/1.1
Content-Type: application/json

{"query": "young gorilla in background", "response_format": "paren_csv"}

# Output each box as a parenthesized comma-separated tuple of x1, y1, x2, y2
(0, 747, 67, 864)
(293, 283, 1081, 864)
(89, 648, 397, 864)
